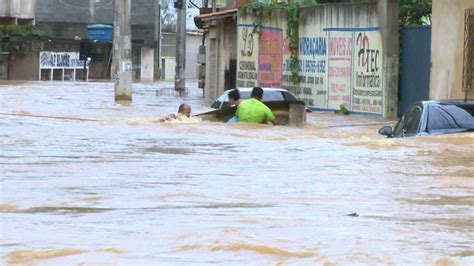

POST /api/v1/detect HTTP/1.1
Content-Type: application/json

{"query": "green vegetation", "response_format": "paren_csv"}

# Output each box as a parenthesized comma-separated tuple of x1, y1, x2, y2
(335, 104, 350, 115)
(321, 0, 432, 26)
(240, 0, 318, 85)
(400, 0, 432, 26)
(316, 0, 432, 26)
(0, 25, 50, 38)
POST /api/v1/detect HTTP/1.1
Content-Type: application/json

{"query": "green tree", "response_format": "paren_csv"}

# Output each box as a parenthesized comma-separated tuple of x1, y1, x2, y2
(399, 0, 432, 26)
(319, 0, 432, 26)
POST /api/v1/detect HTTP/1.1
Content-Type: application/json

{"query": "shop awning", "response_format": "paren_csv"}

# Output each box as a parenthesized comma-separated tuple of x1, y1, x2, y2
(194, 8, 238, 29)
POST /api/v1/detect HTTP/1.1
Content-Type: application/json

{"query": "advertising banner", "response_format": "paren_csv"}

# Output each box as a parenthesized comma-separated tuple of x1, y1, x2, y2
(258, 28, 283, 87)
(297, 34, 327, 107)
(39, 52, 88, 69)
(352, 31, 383, 114)
(237, 25, 259, 88)
(327, 31, 353, 110)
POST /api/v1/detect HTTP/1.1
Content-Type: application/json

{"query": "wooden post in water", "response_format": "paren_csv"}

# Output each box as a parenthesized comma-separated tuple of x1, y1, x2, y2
(114, 0, 132, 101)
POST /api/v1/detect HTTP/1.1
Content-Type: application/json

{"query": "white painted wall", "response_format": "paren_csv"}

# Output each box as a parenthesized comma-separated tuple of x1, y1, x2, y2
(140, 46, 154, 81)
(237, 4, 384, 114)
(162, 57, 176, 81)
(430, 0, 474, 100)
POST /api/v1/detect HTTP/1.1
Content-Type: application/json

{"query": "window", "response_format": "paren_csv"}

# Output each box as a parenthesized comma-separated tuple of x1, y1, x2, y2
(463, 9, 474, 94)
(283, 91, 298, 101)
(393, 104, 423, 137)
(262, 91, 284, 102)
(211, 93, 228, 109)
(427, 104, 474, 133)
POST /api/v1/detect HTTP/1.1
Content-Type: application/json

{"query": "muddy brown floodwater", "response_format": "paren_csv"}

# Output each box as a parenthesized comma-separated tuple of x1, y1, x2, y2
(0, 81, 473, 265)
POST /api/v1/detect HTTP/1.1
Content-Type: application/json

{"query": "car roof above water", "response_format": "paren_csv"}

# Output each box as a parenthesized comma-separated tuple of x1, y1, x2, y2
(423, 99, 474, 105)
(223, 87, 290, 93)
(421, 100, 474, 113)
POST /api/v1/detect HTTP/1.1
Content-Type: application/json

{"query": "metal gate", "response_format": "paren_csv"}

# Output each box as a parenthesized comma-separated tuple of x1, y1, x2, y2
(400, 26, 431, 116)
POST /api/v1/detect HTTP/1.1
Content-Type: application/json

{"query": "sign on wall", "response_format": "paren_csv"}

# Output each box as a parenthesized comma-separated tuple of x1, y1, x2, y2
(353, 31, 383, 113)
(327, 31, 353, 110)
(258, 28, 283, 87)
(40, 52, 88, 69)
(236, 15, 384, 115)
(296, 34, 327, 107)
(237, 25, 259, 88)
(39, 51, 89, 81)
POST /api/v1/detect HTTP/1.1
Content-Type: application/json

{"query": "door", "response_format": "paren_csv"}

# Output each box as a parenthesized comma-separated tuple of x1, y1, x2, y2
(400, 26, 431, 116)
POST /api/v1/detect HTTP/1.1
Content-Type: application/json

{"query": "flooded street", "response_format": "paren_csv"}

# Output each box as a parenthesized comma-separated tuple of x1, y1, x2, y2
(1, 81, 473, 265)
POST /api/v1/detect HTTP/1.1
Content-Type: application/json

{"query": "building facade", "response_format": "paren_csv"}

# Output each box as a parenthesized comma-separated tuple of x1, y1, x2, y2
(1, 0, 202, 81)
(430, 0, 474, 100)
(0, 0, 37, 79)
(197, 0, 399, 118)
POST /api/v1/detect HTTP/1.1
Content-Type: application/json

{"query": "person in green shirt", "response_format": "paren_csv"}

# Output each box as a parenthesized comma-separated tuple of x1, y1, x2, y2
(236, 87, 278, 125)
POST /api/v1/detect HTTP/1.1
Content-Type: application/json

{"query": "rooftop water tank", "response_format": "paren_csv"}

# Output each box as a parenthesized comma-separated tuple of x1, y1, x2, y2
(87, 24, 113, 41)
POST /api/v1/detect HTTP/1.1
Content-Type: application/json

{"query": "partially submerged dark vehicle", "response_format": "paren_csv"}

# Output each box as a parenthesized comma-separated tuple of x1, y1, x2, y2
(198, 88, 306, 126)
(379, 100, 474, 138)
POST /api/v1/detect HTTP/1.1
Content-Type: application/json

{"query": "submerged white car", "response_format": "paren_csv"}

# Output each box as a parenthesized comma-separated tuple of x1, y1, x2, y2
(210, 87, 300, 109)
(198, 87, 305, 126)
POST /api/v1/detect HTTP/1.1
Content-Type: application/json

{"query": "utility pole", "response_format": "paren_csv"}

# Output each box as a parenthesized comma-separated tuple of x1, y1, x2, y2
(154, 0, 162, 80)
(113, 0, 132, 101)
(89, 0, 95, 23)
(175, 0, 186, 92)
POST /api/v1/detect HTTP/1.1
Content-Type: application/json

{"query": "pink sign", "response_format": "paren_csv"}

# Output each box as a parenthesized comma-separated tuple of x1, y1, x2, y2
(258, 28, 283, 87)
(327, 32, 353, 110)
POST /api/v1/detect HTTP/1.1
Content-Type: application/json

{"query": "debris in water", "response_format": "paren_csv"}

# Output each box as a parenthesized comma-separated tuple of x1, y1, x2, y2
(335, 104, 350, 115)
(347, 212, 359, 217)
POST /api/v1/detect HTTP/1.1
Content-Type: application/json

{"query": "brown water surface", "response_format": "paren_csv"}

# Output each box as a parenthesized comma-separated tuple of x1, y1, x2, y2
(0, 81, 473, 265)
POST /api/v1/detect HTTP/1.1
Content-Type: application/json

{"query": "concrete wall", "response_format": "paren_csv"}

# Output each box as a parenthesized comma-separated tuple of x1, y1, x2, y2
(140, 46, 154, 81)
(162, 33, 177, 58)
(430, 0, 474, 99)
(161, 32, 202, 81)
(185, 33, 202, 80)
(205, 18, 237, 99)
(5, 38, 146, 81)
(5, 33, 201, 81)
(0, 0, 36, 19)
(205, 28, 218, 99)
(237, 3, 393, 116)
(162, 57, 176, 81)
(6, 39, 92, 80)
(7, 39, 43, 80)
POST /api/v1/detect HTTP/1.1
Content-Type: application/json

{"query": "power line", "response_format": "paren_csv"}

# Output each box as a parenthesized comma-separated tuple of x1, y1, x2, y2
(188, 1, 200, 9)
